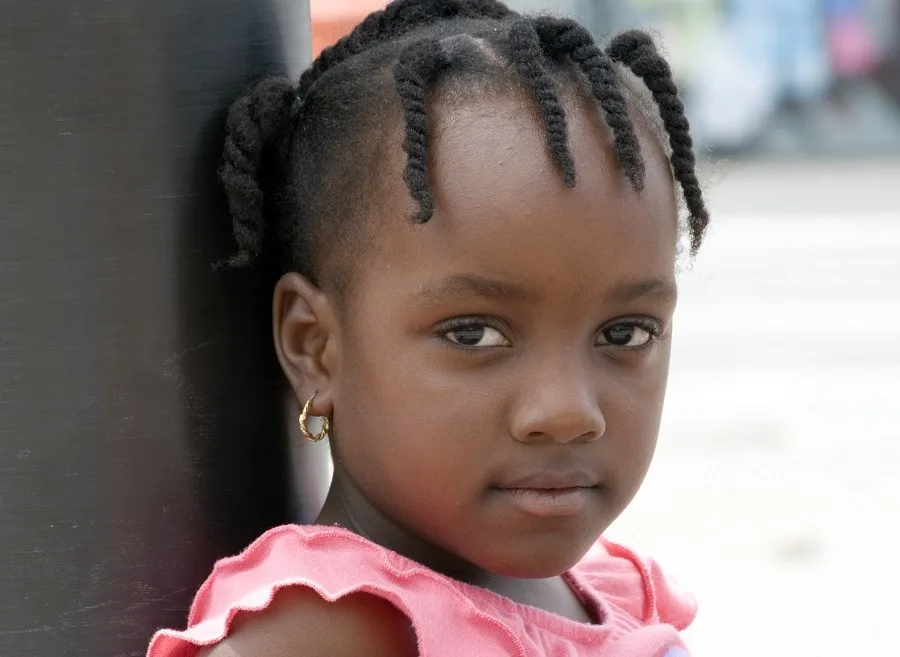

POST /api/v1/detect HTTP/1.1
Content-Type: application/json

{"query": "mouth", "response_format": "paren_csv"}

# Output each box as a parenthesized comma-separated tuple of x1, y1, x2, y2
(494, 486, 596, 517)
(491, 470, 601, 517)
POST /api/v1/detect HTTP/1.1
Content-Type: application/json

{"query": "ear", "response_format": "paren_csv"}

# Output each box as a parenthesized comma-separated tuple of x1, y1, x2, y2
(272, 273, 340, 417)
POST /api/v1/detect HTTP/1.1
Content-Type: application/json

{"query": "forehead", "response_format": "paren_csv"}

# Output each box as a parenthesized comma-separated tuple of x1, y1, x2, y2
(359, 84, 678, 303)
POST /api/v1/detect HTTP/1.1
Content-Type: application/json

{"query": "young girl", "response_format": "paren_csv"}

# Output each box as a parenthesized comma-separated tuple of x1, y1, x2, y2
(148, 0, 710, 655)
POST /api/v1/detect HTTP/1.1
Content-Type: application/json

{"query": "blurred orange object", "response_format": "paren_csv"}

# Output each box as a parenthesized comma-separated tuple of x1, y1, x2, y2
(311, 0, 389, 57)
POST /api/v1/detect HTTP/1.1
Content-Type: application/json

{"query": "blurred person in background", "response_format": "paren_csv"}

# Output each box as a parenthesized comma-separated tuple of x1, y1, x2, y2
(691, 0, 831, 153)
(684, 0, 900, 154)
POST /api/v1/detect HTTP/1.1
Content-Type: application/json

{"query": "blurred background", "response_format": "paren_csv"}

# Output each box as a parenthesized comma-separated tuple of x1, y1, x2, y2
(309, 3, 900, 657)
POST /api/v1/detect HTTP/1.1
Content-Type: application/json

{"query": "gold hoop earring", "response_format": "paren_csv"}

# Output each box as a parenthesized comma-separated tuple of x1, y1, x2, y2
(298, 392, 330, 442)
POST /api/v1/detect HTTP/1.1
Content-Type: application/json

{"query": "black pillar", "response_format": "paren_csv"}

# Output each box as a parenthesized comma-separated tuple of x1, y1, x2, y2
(0, 2, 311, 655)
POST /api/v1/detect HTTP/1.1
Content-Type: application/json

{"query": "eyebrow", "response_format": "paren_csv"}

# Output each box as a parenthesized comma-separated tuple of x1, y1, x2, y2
(415, 274, 677, 305)
(608, 278, 678, 304)
(414, 274, 538, 303)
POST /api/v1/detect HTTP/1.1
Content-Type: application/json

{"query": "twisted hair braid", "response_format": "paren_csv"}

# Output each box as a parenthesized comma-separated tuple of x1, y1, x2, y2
(394, 38, 448, 222)
(298, 0, 515, 101)
(507, 19, 576, 186)
(607, 30, 709, 252)
(533, 17, 645, 192)
(219, 77, 299, 267)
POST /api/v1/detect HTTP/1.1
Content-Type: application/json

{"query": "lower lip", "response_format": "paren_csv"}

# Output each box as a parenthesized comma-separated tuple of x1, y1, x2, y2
(496, 487, 593, 517)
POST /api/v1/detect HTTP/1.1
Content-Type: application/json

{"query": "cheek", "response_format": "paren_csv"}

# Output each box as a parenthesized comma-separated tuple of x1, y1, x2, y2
(338, 303, 498, 422)
(331, 320, 489, 481)
(603, 344, 672, 488)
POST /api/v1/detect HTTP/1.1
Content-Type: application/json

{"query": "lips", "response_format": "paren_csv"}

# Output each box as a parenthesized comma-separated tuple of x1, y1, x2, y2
(491, 470, 601, 517)
(494, 470, 599, 491)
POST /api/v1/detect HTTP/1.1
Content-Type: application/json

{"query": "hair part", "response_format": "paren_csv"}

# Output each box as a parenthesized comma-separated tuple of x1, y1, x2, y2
(218, 0, 709, 291)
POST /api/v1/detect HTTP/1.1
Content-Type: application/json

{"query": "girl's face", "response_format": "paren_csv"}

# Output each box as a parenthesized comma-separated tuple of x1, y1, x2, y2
(281, 86, 679, 580)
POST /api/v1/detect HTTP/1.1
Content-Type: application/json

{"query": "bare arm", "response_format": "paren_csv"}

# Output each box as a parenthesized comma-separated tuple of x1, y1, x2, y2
(198, 586, 418, 657)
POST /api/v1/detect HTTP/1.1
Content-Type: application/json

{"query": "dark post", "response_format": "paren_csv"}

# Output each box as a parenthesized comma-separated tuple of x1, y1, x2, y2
(0, 1, 311, 655)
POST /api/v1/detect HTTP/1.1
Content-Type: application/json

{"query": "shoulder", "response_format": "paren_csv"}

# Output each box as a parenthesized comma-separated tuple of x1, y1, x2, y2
(147, 524, 424, 657)
(573, 538, 697, 630)
(198, 585, 418, 657)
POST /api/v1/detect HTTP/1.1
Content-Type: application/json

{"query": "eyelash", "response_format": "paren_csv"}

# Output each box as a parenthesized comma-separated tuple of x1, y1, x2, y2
(436, 316, 668, 351)
(436, 317, 510, 351)
(597, 317, 667, 350)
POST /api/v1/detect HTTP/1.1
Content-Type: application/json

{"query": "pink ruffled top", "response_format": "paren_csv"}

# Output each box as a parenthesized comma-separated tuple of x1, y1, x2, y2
(148, 524, 696, 657)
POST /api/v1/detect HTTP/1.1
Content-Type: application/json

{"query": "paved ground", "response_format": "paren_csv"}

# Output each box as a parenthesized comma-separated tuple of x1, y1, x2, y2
(608, 158, 900, 657)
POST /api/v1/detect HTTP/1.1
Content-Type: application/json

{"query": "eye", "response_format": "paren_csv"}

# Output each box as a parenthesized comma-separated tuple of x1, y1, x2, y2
(440, 321, 510, 348)
(595, 319, 661, 349)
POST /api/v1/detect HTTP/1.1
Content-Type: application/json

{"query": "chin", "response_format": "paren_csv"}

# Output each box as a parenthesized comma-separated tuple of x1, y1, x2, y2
(477, 532, 599, 579)
(485, 553, 586, 579)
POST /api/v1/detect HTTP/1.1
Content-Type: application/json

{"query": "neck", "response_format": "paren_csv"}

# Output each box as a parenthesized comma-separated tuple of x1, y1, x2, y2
(316, 473, 504, 587)
(315, 472, 595, 624)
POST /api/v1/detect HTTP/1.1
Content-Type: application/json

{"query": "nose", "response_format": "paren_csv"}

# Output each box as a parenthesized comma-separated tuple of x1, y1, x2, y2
(508, 364, 606, 444)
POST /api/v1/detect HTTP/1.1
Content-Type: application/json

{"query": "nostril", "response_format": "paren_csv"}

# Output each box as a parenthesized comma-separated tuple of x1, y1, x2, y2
(576, 417, 606, 443)
(512, 404, 606, 444)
